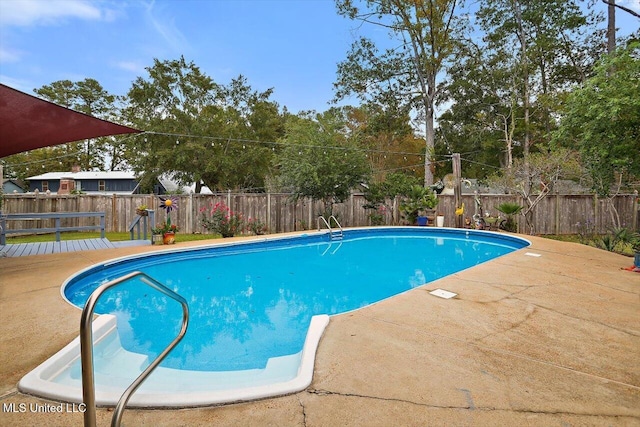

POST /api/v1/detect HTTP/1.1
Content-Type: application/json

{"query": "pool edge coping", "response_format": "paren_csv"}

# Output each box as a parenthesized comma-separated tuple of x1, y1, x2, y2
(18, 314, 330, 408)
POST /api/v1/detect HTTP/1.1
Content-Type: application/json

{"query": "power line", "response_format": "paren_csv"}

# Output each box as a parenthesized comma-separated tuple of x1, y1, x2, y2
(142, 131, 428, 158)
(2, 150, 85, 168)
(460, 157, 501, 170)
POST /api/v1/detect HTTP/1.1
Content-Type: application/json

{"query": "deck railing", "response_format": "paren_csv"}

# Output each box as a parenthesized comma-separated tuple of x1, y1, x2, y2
(0, 212, 105, 245)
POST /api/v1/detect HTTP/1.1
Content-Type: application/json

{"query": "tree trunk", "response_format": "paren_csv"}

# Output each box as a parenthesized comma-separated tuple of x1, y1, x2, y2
(513, 0, 531, 160)
(607, 0, 616, 54)
(424, 72, 436, 186)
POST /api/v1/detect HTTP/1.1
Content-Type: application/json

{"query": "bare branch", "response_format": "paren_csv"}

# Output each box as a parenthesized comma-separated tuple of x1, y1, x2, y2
(601, 0, 640, 18)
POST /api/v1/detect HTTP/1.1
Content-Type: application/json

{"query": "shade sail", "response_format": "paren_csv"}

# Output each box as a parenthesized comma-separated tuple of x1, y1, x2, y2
(0, 84, 141, 158)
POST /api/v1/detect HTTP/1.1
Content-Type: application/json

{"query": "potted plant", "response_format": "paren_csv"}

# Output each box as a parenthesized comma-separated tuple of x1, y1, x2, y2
(135, 204, 148, 216)
(399, 185, 438, 226)
(150, 225, 165, 245)
(496, 202, 523, 232)
(158, 196, 179, 244)
(632, 232, 640, 269)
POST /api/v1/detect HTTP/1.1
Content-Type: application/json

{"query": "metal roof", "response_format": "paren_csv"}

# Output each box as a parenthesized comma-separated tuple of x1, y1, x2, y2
(26, 171, 136, 180)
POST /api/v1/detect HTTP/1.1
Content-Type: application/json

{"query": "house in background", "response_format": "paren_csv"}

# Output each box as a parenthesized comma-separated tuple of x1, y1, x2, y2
(26, 168, 138, 194)
(2, 179, 26, 194)
(24, 167, 185, 195)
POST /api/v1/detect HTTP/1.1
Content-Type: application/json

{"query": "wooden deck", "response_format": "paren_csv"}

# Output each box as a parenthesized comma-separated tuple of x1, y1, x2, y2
(0, 238, 149, 257)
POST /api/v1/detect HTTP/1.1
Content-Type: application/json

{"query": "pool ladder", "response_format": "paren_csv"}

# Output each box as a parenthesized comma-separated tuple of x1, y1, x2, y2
(79, 271, 189, 427)
(317, 215, 343, 240)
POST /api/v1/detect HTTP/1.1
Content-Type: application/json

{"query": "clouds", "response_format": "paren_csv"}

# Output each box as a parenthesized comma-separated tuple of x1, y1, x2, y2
(141, 0, 191, 55)
(0, 0, 117, 68)
(113, 60, 146, 74)
(0, 0, 105, 27)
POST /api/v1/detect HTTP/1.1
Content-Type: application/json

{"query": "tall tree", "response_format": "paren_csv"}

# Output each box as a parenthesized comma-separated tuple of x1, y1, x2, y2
(34, 78, 117, 170)
(437, 0, 601, 180)
(124, 57, 284, 192)
(275, 108, 370, 216)
(439, 37, 525, 173)
(476, 0, 595, 159)
(607, 0, 616, 53)
(334, 0, 461, 186)
(553, 41, 640, 226)
(343, 101, 424, 183)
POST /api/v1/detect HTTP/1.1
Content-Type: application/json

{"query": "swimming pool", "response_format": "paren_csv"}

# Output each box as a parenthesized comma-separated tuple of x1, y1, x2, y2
(19, 227, 529, 407)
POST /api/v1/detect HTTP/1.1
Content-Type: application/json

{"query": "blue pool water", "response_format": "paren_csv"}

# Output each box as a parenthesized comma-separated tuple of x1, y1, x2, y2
(64, 227, 528, 373)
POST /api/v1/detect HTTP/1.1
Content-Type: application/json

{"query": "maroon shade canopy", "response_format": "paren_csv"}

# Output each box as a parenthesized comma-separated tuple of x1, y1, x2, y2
(0, 84, 141, 158)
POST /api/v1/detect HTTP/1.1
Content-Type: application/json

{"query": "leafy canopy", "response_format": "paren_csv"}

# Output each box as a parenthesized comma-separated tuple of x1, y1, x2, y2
(124, 56, 285, 192)
(553, 41, 640, 197)
(275, 108, 370, 215)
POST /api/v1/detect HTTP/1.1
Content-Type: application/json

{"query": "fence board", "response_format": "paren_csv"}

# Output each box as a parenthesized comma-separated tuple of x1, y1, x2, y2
(2, 192, 637, 235)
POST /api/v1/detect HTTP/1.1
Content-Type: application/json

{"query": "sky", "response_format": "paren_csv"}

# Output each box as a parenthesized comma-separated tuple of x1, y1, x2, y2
(1, 0, 639, 115)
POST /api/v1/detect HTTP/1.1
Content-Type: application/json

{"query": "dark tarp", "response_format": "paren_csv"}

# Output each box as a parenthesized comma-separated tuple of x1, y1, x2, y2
(0, 84, 141, 158)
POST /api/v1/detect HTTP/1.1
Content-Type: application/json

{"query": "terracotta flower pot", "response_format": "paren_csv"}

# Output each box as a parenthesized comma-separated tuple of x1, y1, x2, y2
(163, 232, 176, 245)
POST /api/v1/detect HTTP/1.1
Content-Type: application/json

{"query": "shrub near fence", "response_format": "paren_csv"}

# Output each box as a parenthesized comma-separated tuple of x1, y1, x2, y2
(1, 193, 637, 236)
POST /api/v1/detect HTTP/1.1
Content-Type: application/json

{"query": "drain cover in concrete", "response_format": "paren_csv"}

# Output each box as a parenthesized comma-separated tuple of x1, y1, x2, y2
(429, 289, 457, 299)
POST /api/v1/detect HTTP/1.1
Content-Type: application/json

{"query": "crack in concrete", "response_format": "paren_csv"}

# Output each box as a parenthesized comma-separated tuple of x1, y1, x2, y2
(306, 388, 639, 419)
(0, 388, 18, 400)
(432, 275, 638, 338)
(307, 388, 472, 410)
(360, 315, 640, 391)
(475, 303, 536, 342)
(495, 256, 638, 295)
(508, 296, 640, 338)
(297, 395, 308, 427)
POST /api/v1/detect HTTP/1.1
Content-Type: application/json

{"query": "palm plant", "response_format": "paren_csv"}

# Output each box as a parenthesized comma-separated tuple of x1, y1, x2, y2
(496, 202, 523, 232)
(399, 185, 438, 225)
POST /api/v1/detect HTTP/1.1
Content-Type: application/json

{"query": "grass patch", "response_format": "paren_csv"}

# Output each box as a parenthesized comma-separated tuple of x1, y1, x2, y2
(541, 233, 637, 256)
(541, 234, 581, 244)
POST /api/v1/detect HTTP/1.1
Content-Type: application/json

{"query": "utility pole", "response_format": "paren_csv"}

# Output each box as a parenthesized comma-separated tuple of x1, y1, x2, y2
(452, 153, 463, 228)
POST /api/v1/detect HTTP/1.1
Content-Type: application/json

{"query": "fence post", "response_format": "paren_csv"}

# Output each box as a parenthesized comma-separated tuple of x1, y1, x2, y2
(111, 194, 117, 232)
(349, 193, 354, 227)
(555, 192, 560, 235)
(593, 194, 599, 231)
(100, 214, 105, 239)
(267, 193, 271, 231)
(633, 191, 638, 232)
(187, 193, 193, 234)
(452, 153, 463, 228)
(0, 215, 6, 245)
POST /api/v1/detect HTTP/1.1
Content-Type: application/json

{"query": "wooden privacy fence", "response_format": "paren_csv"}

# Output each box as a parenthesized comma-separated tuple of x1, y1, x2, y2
(1, 192, 638, 236)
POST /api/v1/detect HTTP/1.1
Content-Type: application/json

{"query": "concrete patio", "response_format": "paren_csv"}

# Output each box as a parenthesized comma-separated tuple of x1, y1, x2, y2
(0, 233, 638, 426)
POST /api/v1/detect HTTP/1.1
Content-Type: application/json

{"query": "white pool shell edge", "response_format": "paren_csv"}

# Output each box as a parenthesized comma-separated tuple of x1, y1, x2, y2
(19, 313, 330, 407)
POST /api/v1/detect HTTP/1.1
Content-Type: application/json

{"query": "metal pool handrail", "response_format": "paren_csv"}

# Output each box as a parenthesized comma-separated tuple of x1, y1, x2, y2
(79, 271, 189, 427)
(317, 215, 343, 240)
